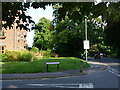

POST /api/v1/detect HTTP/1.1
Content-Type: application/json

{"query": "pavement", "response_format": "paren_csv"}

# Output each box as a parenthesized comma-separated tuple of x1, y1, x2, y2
(1, 61, 108, 80)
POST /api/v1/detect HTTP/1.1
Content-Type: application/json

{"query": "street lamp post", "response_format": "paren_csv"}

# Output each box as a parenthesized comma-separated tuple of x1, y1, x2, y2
(80, 17, 89, 72)
(83, 17, 90, 62)
(85, 18, 88, 62)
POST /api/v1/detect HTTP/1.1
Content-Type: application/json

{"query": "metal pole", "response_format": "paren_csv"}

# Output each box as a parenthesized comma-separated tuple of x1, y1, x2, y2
(47, 64, 48, 72)
(85, 49, 87, 62)
(85, 18, 87, 40)
(85, 18, 88, 62)
(80, 61, 83, 73)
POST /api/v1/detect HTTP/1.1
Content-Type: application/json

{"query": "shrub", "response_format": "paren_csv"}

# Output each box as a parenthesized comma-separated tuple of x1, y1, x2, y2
(2, 51, 21, 62)
(31, 47, 39, 53)
(0, 53, 3, 61)
(1, 50, 36, 62)
(1, 53, 8, 62)
(40, 49, 52, 58)
(19, 51, 32, 62)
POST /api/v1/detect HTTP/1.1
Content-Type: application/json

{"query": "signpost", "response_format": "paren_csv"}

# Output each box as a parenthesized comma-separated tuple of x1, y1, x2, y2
(83, 18, 90, 62)
(46, 62, 60, 72)
(83, 40, 90, 62)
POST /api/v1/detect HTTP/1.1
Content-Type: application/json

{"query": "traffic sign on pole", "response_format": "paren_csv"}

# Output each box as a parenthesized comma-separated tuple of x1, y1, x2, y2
(83, 40, 90, 49)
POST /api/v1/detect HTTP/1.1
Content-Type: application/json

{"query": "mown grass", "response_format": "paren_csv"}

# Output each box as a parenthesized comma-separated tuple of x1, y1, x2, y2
(1, 57, 90, 74)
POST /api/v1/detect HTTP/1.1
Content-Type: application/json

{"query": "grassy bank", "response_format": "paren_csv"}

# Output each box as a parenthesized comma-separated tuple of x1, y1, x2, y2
(1, 57, 90, 74)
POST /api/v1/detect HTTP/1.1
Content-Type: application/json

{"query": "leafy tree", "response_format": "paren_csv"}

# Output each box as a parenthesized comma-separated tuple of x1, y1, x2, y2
(52, 16, 105, 57)
(2, 2, 120, 58)
(53, 2, 120, 57)
(2, 2, 33, 30)
(52, 19, 84, 57)
(33, 17, 54, 50)
(94, 2, 120, 57)
(2, 2, 52, 30)
(53, 2, 94, 24)
(2, 2, 120, 29)
(105, 21, 120, 58)
(31, 47, 39, 53)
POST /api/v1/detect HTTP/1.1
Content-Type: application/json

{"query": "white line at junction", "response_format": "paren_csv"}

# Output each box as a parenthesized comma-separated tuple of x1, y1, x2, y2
(108, 67, 120, 77)
(28, 83, 94, 88)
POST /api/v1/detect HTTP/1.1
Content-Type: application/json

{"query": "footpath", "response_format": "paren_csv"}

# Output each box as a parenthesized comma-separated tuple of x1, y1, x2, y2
(1, 61, 108, 80)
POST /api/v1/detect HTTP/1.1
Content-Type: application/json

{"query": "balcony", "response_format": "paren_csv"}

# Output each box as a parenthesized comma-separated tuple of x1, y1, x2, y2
(0, 44, 6, 53)
(0, 31, 6, 39)
(0, 36, 6, 39)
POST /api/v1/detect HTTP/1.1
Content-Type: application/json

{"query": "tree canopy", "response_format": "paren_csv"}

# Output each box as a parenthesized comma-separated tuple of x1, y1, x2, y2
(33, 17, 53, 50)
(2, 2, 120, 30)
(2, 2, 52, 30)
(2, 1, 120, 58)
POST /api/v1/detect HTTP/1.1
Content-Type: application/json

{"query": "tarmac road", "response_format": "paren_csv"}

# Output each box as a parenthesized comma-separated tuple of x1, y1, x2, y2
(1, 58, 120, 89)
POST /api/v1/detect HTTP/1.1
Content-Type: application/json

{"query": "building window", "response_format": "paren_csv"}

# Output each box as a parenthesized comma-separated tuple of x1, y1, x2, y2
(0, 46, 5, 53)
(0, 29, 6, 39)
(0, 32, 4, 36)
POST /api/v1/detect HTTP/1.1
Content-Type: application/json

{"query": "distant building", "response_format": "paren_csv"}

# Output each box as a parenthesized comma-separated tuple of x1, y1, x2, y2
(0, 26, 27, 53)
(0, 13, 27, 53)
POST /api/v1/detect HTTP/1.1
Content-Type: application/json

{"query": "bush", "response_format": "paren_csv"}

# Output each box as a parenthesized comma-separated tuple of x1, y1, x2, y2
(19, 51, 34, 62)
(0, 53, 3, 61)
(1, 50, 36, 62)
(2, 51, 21, 62)
(30, 47, 39, 53)
(40, 49, 51, 58)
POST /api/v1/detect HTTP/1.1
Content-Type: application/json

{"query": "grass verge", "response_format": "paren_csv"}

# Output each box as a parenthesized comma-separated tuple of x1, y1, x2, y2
(1, 57, 90, 74)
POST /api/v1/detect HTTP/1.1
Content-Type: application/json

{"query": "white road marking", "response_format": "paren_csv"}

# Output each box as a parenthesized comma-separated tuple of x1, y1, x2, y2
(28, 83, 94, 88)
(79, 83, 94, 88)
(108, 67, 120, 77)
(111, 68, 119, 73)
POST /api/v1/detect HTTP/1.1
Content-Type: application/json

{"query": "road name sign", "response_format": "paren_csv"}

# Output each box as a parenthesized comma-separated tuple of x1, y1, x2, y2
(46, 62, 60, 64)
(46, 62, 60, 72)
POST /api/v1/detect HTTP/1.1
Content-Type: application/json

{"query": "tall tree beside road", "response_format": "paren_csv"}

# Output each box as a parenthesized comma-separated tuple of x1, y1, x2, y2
(93, 2, 120, 57)
(105, 21, 120, 58)
(105, 3, 120, 58)
(2, 2, 120, 29)
(33, 17, 54, 50)
(52, 15, 105, 57)
(52, 17, 84, 57)
(53, 2, 120, 57)
(2, 2, 120, 57)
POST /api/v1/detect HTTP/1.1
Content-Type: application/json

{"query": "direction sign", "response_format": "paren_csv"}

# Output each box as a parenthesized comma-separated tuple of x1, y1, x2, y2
(83, 40, 90, 49)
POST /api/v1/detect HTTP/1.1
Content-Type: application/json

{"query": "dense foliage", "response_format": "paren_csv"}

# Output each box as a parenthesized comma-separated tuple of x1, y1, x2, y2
(33, 17, 54, 50)
(105, 21, 120, 58)
(2, 2, 120, 58)
(2, 2, 52, 30)
(1, 50, 35, 62)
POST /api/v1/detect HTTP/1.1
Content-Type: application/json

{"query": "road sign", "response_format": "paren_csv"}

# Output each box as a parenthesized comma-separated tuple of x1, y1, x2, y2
(83, 40, 90, 49)
(46, 62, 60, 72)
(46, 62, 60, 64)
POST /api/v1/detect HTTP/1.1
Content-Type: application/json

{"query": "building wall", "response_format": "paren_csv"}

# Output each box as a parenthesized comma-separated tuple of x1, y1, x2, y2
(0, 10, 27, 53)
(0, 24, 27, 53)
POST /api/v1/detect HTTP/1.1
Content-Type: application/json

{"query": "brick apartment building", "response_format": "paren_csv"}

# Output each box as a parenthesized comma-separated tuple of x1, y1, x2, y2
(0, 20, 27, 53)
